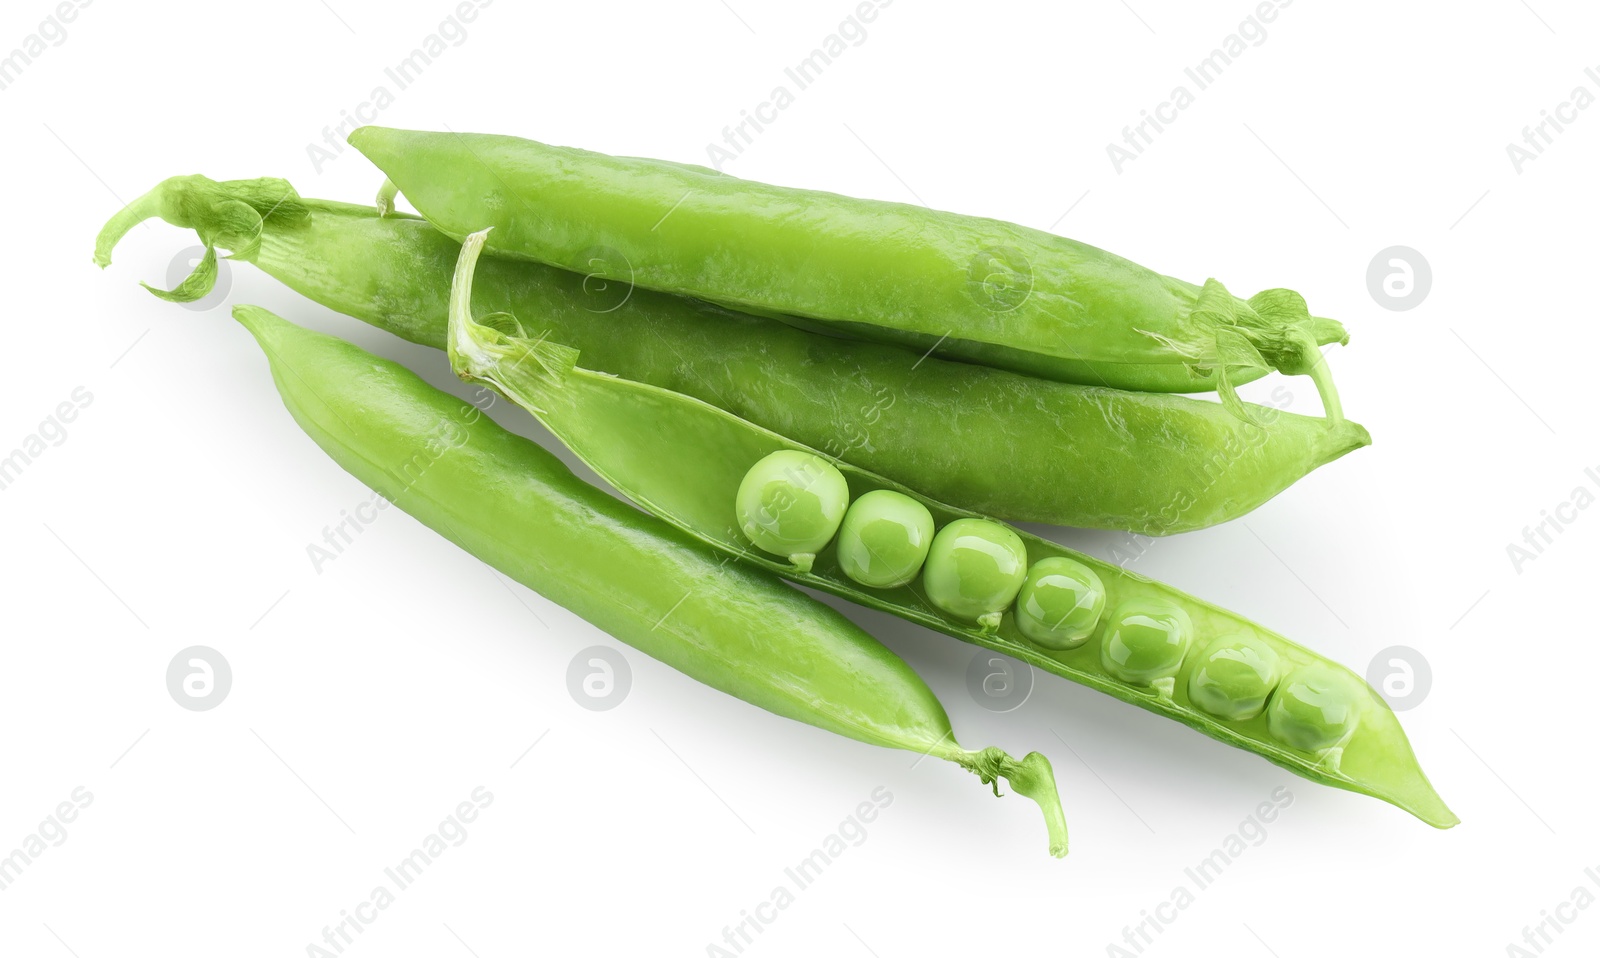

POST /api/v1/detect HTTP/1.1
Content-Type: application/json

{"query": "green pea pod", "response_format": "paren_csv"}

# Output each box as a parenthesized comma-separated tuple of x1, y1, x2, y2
(231, 303, 1069, 857)
(347, 126, 1349, 418)
(93, 175, 1369, 535)
(446, 230, 1454, 829)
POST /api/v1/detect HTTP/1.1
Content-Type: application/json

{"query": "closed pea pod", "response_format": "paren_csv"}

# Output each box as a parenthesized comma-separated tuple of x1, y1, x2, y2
(348, 126, 1350, 420)
(446, 229, 1455, 828)
(229, 304, 1069, 857)
(94, 175, 1371, 535)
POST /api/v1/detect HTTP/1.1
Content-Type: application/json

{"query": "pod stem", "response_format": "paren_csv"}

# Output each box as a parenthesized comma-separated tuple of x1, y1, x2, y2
(93, 188, 165, 269)
(375, 177, 401, 217)
(955, 747, 1069, 858)
(448, 227, 583, 414)
(92, 174, 309, 302)
(1188, 281, 1352, 424)
(1300, 332, 1346, 423)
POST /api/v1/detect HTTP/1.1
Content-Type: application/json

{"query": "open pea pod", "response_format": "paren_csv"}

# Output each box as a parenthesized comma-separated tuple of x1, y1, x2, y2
(447, 230, 1456, 829)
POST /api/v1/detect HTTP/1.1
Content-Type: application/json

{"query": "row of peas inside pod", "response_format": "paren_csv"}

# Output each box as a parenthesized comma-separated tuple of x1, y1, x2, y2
(735, 451, 1364, 757)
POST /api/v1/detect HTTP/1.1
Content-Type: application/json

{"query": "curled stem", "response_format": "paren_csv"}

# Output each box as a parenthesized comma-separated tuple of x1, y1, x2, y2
(1298, 332, 1345, 423)
(953, 747, 1069, 858)
(1189, 281, 1350, 424)
(93, 189, 164, 270)
(93, 174, 308, 302)
(375, 177, 400, 217)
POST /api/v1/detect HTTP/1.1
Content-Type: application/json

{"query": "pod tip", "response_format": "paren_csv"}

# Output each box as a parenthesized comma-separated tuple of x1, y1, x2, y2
(232, 304, 281, 338)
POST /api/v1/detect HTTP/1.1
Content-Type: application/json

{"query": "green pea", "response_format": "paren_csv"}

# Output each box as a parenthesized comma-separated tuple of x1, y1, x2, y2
(1014, 557, 1105, 650)
(1187, 634, 1280, 721)
(923, 518, 1028, 629)
(835, 490, 936, 589)
(736, 450, 849, 570)
(1268, 665, 1362, 751)
(1101, 599, 1192, 692)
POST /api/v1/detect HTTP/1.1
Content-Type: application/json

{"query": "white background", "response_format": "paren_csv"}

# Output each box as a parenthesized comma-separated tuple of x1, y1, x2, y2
(2, 1, 1596, 955)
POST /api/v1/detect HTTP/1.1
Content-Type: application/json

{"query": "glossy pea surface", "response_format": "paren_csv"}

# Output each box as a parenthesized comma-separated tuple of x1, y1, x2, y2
(1014, 557, 1105, 650)
(1101, 599, 1192, 686)
(836, 490, 935, 589)
(1268, 665, 1362, 750)
(923, 519, 1028, 626)
(736, 450, 849, 562)
(1187, 634, 1280, 721)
